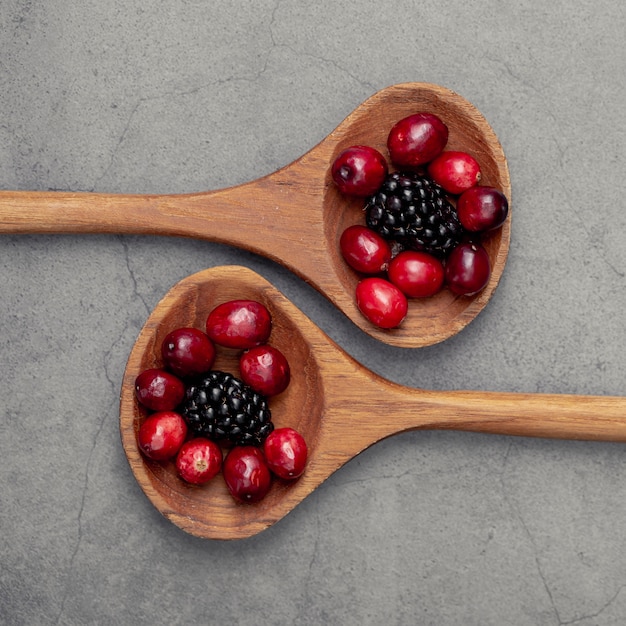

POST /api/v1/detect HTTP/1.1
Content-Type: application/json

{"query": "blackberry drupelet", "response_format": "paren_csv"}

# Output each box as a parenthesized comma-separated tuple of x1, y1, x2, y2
(365, 171, 464, 258)
(182, 371, 273, 446)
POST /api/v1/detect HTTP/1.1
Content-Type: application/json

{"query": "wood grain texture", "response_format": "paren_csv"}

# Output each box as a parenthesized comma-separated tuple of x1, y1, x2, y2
(120, 266, 626, 541)
(0, 82, 511, 348)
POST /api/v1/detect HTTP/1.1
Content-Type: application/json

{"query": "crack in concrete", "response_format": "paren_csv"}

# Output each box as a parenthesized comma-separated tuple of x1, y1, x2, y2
(90, 3, 278, 193)
(91, 99, 142, 191)
(498, 442, 626, 625)
(54, 373, 114, 625)
(498, 440, 563, 624)
(488, 54, 625, 282)
(268, 0, 281, 46)
(120, 236, 150, 316)
(267, 0, 375, 93)
(91, 0, 375, 195)
(559, 584, 625, 625)
(295, 491, 322, 625)
(55, 236, 144, 624)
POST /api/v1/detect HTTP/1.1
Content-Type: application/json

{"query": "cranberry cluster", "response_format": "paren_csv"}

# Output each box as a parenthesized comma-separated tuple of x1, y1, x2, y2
(331, 112, 509, 330)
(134, 298, 307, 503)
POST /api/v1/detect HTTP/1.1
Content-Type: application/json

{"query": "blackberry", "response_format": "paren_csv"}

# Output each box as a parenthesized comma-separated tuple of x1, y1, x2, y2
(181, 371, 273, 446)
(365, 171, 464, 258)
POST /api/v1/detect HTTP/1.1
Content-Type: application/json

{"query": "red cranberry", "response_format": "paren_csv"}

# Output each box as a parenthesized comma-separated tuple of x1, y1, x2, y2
(387, 250, 445, 298)
(206, 299, 272, 349)
(340, 225, 392, 274)
(175, 438, 222, 485)
(445, 242, 491, 296)
(427, 150, 481, 195)
(161, 327, 216, 378)
(135, 368, 185, 411)
(239, 345, 290, 397)
(223, 446, 272, 503)
(331, 145, 388, 196)
(457, 186, 509, 232)
(137, 411, 187, 461)
(387, 113, 448, 168)
(355, 277, 408, 329)
(263, 427, 307, 480)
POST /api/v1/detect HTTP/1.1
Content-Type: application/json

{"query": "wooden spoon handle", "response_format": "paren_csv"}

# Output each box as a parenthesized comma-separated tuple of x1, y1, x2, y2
(413, 389, 626, 442)
(0, 155, 334, 277)
(0, 189, 201, 236)
(321, 366, 626, 461)
(369, 384, 626, 443)
(0, 166, 320, 240)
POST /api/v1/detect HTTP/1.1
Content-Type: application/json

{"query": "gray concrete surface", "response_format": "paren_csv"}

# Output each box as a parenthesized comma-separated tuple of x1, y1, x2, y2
(2, 1, 626, 624)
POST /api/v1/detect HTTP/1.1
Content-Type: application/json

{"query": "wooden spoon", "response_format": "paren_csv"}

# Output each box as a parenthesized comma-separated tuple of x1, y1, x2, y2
(0, 82, 510, 348)
(120, 266, 626, 541)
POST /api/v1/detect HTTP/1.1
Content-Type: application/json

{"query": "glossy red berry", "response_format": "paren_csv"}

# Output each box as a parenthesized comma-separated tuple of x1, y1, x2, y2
(387, 113, 448, 168)
(331, 145, 388, 196)
(427, 150, 481, 195)
(223, 446, 272, 503)
(135, 368, 186, 411)
(387, 250, 445, 298)
(161, 327, 216, 378)
(355, 277, 408, 329)
(457, 186, 509, 232)
(206, 299, 272, 349)
(137, 411, 187, 461)
(175, 438, 222, 485)
(239, 344, 291, 396)
(263, 427, 307, 480)
(339, 225, 392, 274)
(445, 242, 491, 296)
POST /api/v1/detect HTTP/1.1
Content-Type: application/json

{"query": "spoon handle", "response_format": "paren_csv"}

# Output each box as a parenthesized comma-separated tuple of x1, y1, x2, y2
(0, 164, 323, 249)
(384, 385, 626, 442)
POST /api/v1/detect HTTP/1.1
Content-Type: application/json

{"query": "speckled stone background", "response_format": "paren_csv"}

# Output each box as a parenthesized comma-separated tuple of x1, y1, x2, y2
(2, 1, 626, 624)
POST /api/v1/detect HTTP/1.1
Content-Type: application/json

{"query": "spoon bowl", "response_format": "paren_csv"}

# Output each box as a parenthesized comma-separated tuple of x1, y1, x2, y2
(121, 266, 626, 540)
(1, 82, 510, 347)
(121, 266, 326, 540)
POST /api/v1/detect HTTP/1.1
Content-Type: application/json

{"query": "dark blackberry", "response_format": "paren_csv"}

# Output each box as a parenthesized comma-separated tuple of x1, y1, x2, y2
(365, 171, 464, 258)
(181, 371, 273, 446)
